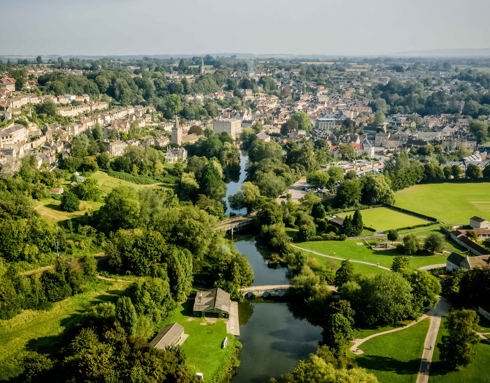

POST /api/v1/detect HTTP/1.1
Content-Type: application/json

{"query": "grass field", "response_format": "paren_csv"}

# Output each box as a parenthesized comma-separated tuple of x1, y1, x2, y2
(34, 198, 102, 223)
(0, 280, 128, 380)
(309, 253, 390, 277)
(395, 183, 490, 224)
(92, 171, 160, 195)
(356, 318, 430, 383)
(297, 240, 447, 270)
(429, 318, 490, 383)
(160, 304, 239, 382)
(338, 207, 430, 231)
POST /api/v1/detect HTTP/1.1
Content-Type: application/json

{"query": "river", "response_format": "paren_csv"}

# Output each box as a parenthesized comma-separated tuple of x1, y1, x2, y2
(232, 239, 322, 383)
(225, 153, 249, 215)
(225, 157, 322, 382)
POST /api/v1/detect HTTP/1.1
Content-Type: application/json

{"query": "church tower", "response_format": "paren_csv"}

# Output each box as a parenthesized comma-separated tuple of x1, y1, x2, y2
(171, 117, 183, 146)
(199, 57, 205, 75)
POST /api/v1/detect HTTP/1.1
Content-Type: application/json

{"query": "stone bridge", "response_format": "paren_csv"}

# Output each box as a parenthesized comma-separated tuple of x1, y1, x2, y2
(240, 284, 292, 298)
(216, 215, 255, 232)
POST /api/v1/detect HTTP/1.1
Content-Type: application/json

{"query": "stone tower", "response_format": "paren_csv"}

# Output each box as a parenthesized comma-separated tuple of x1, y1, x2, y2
(171, 117, 183, 146)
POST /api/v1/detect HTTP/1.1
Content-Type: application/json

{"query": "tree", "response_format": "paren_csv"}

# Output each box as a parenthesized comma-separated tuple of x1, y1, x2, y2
(115, 296, 137, 335)
(35, 100, 58, 117)
(409, 270, 441, 313)
(307, 171, 329, 189)
(95, 187, 140, 234)
(440, 309, 479, 369)
(323, 313, 353, 351)
(60, 190, 80, 212)
(469, 120, 488, 144)
(423, 233, 444, 254)
(351, 210, 363, 236)
(387, 230, 399, 241)
(361, 175, 394, 205)
(466, 163, 483, 180)
(391, 256, 410, 273)
(334, 180, 361, 208)
(403, 234, 420, 255)
(348, 273, 415, 326)
(334, 260, 354, 288)
(229, 181, 261, 214)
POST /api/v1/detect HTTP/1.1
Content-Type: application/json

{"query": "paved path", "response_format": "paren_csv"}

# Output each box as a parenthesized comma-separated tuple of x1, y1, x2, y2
(416, 298, 451, 383)
(350, 315, 429, 354)
(227, 301, 240, 336)
(292, 244, 391, 271)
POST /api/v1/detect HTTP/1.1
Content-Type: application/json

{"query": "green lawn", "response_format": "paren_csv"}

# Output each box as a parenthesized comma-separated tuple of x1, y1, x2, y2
(338, 207, 430, 231)
(0, 280, 128, 380)
(430, 317, 490, 383)
(34, 198, 102, 223)
(309, 253, 389, 277)
(159, 304, 239, 382)
(356, 318, 430, 383)
(297, 240, 447, 270)
(395, 183, 490, 225)
(92, 171, 160, 195)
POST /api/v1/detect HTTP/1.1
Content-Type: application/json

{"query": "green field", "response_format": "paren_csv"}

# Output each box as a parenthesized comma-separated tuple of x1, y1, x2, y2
(430, 318, 490, 383)
(338, 207, 430, 231)
(395, 183, 490, 224)
(160, 304, 239, 382)
(34, 198, 102, 223)
(0, 280, 128, 380)
(92, 171, 160, 195)
(356, 318, 430, 383)
(297, 240, 447, 270)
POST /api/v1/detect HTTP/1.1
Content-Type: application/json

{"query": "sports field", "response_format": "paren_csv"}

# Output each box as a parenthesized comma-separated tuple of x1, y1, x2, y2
(395, 183, 490, 224)
(338, 207, 430, 231)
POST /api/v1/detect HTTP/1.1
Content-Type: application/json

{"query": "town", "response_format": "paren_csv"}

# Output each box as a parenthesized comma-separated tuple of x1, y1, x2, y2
(1, 1, 490, 383)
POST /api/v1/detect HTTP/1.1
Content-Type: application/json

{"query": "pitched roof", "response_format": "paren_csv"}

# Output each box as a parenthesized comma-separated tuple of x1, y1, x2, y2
(150, 323, 184, 350)
(193, 287, 230, 314)
(447, 252, 466, 267)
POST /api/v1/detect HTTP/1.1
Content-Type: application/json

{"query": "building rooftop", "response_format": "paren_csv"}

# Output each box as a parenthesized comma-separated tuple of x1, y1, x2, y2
(150, 323, 185, 350)
(193, 287, 231, 314)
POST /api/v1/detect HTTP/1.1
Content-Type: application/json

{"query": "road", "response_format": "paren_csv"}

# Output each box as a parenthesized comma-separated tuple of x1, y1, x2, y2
(416, 297, 451, 383)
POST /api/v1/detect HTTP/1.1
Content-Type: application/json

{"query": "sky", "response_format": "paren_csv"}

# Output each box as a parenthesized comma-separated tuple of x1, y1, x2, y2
(1, 0, 489, 56)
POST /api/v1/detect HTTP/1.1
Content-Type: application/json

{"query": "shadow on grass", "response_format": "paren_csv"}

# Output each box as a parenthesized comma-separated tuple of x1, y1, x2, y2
(356, 355, 420, 375)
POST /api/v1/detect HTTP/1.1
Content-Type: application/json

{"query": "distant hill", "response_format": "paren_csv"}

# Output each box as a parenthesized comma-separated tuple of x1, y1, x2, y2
(396, 48, 490, 58)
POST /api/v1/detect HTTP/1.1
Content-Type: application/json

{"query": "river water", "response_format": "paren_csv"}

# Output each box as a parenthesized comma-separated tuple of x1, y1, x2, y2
(232, 239, 322, 383)
(224, 153, 249, 215)
(226, 157, 322, 382)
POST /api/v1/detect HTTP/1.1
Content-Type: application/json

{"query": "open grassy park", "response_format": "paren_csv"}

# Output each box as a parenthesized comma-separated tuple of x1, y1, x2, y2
(159, 304, 240, 382)
(355, 318, 430, 383)
(296, 239, 447, 271)
(395, 183, 490, 225)
(0, 279, 128, 381)
(92, 170, 160, 195)
(338, 207, 430, 231)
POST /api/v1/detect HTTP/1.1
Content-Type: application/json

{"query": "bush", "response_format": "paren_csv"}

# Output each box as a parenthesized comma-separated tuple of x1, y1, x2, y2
(60, 190, 80, 212)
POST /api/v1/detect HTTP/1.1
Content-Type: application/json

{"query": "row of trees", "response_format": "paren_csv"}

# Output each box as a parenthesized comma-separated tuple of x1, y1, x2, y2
(0, 256, 96, 320)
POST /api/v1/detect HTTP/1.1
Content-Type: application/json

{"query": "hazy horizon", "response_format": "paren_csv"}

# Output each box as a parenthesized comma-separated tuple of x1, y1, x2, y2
(1, 0, 489, 57)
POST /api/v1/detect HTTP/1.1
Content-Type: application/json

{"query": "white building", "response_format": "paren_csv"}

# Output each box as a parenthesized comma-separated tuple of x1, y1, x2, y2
(0, 124, 28, 147)
(213, 119, 242, 140)
(165, 147, 188, 163)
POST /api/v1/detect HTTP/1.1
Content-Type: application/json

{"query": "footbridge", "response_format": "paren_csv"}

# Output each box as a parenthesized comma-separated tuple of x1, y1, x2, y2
(240, 284, 292, 298)
(216, 214, 255, 232)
